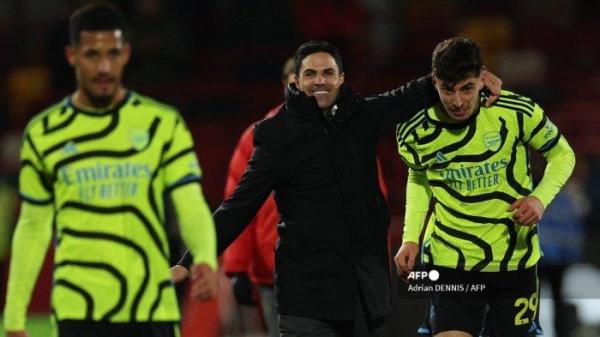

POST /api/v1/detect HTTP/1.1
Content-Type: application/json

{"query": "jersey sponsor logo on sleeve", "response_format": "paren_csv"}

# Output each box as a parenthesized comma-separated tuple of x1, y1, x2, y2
(188, 158, 200, 171)
(542, 120, 557, 140)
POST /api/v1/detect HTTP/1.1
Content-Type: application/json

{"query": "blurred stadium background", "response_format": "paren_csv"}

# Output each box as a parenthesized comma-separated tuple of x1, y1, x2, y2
(1, 0, 599, 337)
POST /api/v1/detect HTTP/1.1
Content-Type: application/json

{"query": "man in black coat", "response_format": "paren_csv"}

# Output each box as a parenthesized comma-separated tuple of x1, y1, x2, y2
(177, 40, 501, 337)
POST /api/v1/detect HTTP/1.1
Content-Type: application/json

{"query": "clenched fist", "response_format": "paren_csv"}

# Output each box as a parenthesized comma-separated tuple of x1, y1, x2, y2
(189, 263, 218, 301)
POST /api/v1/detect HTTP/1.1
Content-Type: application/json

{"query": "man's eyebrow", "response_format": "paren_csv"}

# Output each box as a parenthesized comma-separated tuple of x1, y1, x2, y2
(458, 82, 475, 90)
(304, 67, 336, 73)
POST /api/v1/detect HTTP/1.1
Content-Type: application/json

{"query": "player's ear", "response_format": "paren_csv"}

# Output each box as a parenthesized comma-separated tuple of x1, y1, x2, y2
(283, 73, 296, 86)
(122, 43, 132, 64)
(432, 73, 440, 89)
(65, 45, 76, 67)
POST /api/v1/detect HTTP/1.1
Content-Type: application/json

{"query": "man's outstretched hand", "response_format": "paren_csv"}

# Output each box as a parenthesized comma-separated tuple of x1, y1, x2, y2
(189, 263, 218, 301)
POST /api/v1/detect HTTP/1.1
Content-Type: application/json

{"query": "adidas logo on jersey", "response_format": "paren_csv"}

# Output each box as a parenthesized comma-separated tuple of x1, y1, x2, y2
(62, 140, 78, 155)
(434, 151, 448, 163)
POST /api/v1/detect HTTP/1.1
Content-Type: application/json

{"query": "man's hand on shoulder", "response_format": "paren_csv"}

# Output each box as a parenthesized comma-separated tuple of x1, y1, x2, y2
(190, 263, 218, 301)
(508, 196, 545, 226)
(481, 68, 503, 107)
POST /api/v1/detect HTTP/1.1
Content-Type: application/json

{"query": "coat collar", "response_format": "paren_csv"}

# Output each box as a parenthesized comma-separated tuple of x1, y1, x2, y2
(284, 83, 361, 126)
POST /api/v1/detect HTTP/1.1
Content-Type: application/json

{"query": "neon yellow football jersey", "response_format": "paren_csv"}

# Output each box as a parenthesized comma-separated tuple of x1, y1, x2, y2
(19, 92, 201, 322)
(397, 91, 562, 272)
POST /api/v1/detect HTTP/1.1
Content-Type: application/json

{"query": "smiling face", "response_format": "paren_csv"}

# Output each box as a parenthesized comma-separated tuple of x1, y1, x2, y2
(434, 73, 484, 122)
(295, 52, 345, 109)
(66, 29, 130, 108)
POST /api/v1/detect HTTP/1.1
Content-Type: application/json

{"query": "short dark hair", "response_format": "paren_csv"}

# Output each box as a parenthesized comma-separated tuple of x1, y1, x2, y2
(69, 2, 129, 45)
(294, 40, 344, 75)
(432, 37, 483, 84)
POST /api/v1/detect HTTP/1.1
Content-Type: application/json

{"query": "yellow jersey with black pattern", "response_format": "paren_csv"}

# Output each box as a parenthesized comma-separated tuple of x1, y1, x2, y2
(19, 91, 201, 322)
(396, 90, 561, 272)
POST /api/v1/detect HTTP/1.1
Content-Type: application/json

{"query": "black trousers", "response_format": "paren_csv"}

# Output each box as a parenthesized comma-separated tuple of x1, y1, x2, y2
(278, 293, 386, 337)
(57, 321, 178, 337)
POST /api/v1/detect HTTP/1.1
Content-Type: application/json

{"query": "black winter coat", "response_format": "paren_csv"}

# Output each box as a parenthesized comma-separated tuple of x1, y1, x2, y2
(214, 77, 437, 320)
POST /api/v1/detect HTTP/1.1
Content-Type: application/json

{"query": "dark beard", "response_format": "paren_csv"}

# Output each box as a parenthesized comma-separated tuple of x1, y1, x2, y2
(82, 86, 116, 109)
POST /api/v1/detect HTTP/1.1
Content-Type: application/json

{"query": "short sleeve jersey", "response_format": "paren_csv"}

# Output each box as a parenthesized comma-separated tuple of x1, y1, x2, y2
(396, 90, 561, 272)
(19, 92, 201, 322)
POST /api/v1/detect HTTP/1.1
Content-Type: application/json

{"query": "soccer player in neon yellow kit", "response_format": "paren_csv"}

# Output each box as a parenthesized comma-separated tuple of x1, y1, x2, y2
(395, 37, 575, 337)
(3, 3, 217, 337)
